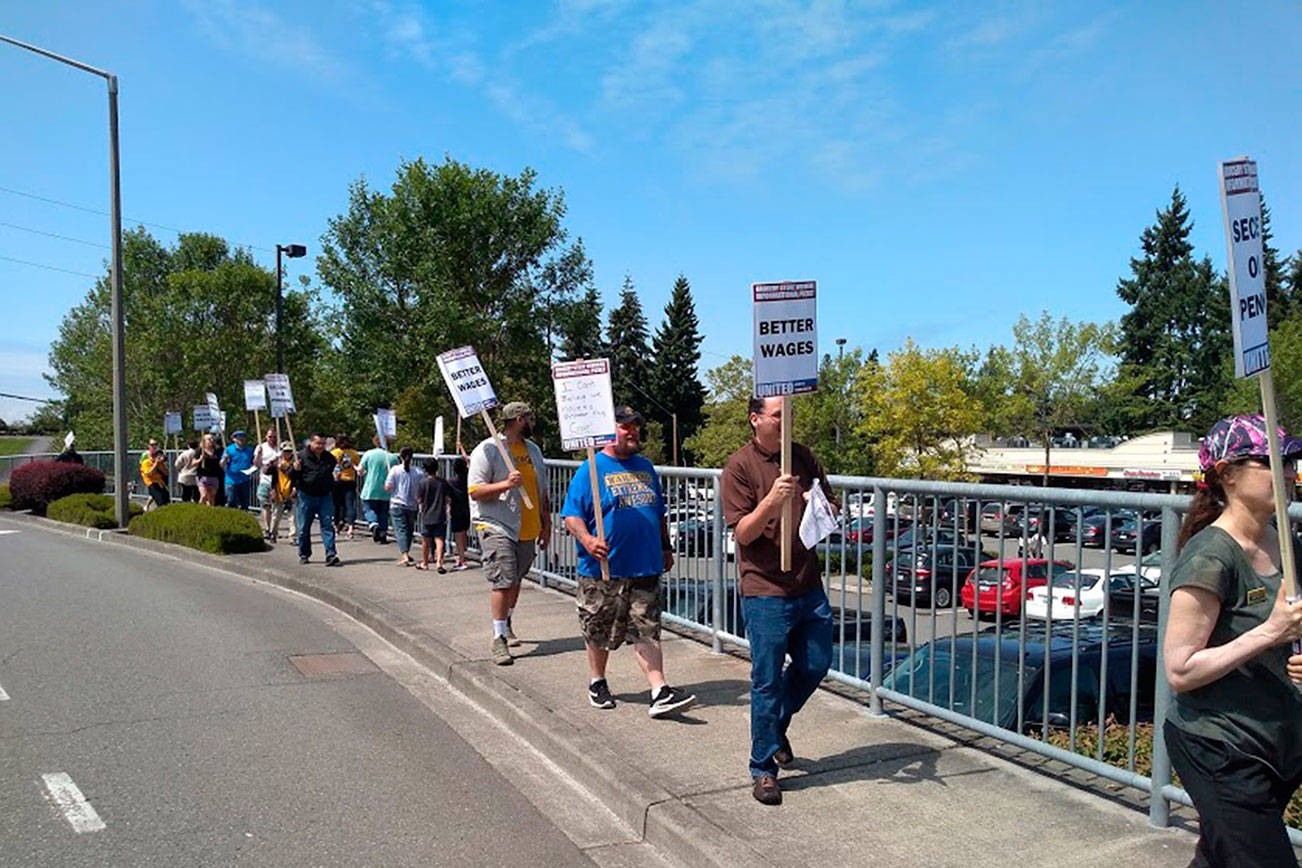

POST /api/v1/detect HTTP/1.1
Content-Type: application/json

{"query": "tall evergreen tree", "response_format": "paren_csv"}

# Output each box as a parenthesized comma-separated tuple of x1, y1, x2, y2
(1114, 187, 1231, 432)
(556, 285, 605, 361)
(1286, 251, 1302, 318)
(1262, 198, 1289, 326)
(605, 275, 652, 408)
(649, 274, 706, 462)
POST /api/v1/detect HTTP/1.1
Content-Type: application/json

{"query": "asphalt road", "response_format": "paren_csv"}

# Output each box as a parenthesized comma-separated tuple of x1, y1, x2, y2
(0, 523, 594, 867)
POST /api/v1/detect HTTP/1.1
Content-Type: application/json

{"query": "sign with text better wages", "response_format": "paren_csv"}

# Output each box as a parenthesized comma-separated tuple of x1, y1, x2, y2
(552, 359, 617, 452)
(437, 346, 498, 417)
(752, 280, 819, 397)
(1219, 158, 1270, 378)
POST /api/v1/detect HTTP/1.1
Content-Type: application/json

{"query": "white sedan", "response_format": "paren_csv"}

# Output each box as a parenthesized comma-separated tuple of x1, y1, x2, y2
(1025, 570, 1147, 621)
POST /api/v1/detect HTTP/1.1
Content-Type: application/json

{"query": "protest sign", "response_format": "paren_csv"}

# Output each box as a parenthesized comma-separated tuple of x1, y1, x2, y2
(436, 346, 530, 508)
(193, 406, 214, 432)
(164, 411, 183, 435)
(243, 380, 267, 411)
(552, 358, 618, 581)
(205, 392, 220, 415)
(752, 281, 819, 398)
(1219, 159, 1270, 379)
(552, 359, 617, 452)
(265, 373, 295, 415)
(436, 346, 498, 417)
(753, 280, 819, 570)
(1218, 157, 1295, 600)
(434, 416, 445, 457)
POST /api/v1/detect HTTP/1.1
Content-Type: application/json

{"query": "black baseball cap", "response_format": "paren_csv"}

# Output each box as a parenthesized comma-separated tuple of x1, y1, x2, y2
(614, 405, 644, 426)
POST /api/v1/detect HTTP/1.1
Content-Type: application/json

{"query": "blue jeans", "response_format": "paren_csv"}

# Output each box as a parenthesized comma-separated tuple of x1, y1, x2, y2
(392, 506, 417, 555)
(224, 479, 251, 510)
(333, 482, 357, 529)
(297, 492, 337, 560)
(361, 498, 390, 537)
(741, 587, 834, 778)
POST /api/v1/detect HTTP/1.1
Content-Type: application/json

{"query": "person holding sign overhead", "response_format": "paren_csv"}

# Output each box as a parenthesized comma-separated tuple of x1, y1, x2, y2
(561, 406, 697, 717)
(722, 395, 836, 806)
(1164, 415, 1302, 867)
(468, 401, 550, 666)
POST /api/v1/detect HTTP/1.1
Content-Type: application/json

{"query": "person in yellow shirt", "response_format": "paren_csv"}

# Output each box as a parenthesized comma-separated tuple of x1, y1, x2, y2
(264, 442, 298, 542)
(140, 438, 170, 510)
(468, 402, 551, 666)
(331, 433, 361, 540)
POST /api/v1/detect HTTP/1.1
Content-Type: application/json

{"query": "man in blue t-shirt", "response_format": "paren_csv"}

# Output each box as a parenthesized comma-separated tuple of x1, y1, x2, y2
(221, 430, 256, 511)
(561, 405, 697, 718)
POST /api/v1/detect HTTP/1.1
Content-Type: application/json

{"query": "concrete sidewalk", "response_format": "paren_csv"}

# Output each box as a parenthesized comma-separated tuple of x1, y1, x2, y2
(30, 515, 1202, 866)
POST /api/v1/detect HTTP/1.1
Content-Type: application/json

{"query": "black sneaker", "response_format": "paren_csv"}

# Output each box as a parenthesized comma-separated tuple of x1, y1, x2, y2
(325, 555, 342, 567)
(588, 679, 616, 709)
(648, 685, 697, 718)
(299, 556, 310, 565)
(370, 523, 381, 543)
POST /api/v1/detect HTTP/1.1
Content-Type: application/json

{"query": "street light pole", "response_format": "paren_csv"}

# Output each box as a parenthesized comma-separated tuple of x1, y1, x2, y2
(274, 243, 306, 374)
(1, 34, 129, 527)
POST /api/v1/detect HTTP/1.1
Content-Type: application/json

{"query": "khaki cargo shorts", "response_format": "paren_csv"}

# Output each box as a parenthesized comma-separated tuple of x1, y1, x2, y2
(577, 574, 662, 650)
(480, 525, 536, 590)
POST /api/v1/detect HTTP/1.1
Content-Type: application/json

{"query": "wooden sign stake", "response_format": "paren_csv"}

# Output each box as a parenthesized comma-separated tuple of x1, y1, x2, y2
(481, 409, 533, 509)
(253, 408, 262, 450)
(780, 395, 793, 572)
(455, 415, 463, 455)
(1260, 370, 1298, 597)
(587, 444, 610, 582)
(284, 413, 297, 453)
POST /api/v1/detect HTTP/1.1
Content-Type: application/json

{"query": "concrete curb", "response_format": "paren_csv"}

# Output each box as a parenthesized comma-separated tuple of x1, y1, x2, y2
(2, 511, 763, 867)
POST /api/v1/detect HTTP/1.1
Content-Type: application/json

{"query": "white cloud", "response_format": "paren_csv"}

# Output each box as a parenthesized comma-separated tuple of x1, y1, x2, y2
(183, 0, 348, 81)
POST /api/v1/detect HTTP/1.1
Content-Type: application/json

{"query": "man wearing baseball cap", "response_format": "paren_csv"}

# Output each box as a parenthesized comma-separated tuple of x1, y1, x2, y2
(561, 405, 697, 717)
(1165, 413, 1302, 864)
(468, 401, 551, 665)
(221, 429, 256, 511)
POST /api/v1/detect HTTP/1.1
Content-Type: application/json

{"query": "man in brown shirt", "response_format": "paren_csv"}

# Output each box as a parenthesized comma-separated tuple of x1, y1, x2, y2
(721, 395, 836, 806)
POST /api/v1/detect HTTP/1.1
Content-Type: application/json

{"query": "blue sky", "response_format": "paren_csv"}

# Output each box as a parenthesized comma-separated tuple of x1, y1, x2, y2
(2, 1, 1300, 425)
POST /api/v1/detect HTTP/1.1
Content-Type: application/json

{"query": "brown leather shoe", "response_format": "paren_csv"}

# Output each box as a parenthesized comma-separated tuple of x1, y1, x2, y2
(752, 773, 782, 806)
(774, 737, 794, 768)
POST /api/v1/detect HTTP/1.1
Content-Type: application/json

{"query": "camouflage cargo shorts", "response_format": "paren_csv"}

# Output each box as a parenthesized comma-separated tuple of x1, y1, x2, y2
(576, 574, 662, 650)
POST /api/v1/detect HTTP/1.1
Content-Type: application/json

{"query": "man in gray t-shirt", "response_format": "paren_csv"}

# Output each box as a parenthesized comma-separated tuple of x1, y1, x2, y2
(468, 401, 549, 666)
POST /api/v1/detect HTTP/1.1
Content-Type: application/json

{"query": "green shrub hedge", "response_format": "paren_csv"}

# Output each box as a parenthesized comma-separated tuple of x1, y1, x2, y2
(47, 493, 142, 529)
(129, 503, 265, 554)
(0, 483, 10, 510)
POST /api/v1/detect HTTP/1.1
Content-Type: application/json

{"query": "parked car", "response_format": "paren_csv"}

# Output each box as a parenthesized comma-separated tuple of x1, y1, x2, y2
(1107, 573, 1161, 624)
(1024, 570, 1148, 621)
(1111, 519, 1161, 554)
(886, 544, 983, 608)
(886, 526, 967, 552)
(1078, 514, 1109, 547)
(960, 558, 1075, 618)
(881, 623, 1158, 730)
(846, 516, 913, 545)
(674, 518, 717, 556)
(979, 502, 1012, 535)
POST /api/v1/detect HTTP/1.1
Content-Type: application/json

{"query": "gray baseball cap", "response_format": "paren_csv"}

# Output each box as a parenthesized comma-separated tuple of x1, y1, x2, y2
(501, 401, 534, 420)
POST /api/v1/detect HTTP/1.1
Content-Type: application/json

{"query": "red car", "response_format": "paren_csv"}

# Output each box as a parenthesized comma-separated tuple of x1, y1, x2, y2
(960, 558, 1074, 618)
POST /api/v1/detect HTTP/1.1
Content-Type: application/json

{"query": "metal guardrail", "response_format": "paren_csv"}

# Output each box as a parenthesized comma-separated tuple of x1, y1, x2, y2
(13, 449, 1302, 839)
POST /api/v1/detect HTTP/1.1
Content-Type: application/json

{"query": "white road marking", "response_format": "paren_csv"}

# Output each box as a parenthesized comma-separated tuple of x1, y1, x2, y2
(41, 773, 106, 833)
(0, 682, 8, 701)
(0, 529, 20, 535)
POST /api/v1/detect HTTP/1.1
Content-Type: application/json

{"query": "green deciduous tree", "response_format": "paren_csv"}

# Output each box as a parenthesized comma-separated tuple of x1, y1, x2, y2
(605, 275, 652, 409)
(1003, 312, 1115, 485)
(682, 355, 752, 469)
(649, 274, 706, 463)
(315, 157, 590, 453)
(1114, 187, 1231, 433)
(47, 229, 324, 449)
(856, 339, 983, 480)
(792, 348, 873, 475)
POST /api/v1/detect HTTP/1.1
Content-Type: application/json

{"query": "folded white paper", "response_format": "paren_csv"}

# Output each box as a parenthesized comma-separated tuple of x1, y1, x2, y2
(799, 479, 839, 548)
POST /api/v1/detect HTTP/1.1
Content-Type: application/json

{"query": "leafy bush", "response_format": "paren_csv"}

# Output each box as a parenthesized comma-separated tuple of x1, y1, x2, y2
(129, 503, 265, 554)
(1047, 720, 1302, 829)
(8, 460, 106, 515)
(821, 549, 872, 579)
(47, 493, 142, 529)
(0, 483, 10, 510)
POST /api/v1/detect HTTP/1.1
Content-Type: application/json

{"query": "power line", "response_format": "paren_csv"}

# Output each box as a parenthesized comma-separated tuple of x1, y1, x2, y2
(0, 220, 108, 248)
(0, 184, 277, 254)
(0, 253, 99, 279)
(0, 392, 57, 404)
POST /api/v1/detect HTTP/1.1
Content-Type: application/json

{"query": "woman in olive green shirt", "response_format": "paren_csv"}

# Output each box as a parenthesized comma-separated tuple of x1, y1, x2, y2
(1165, 414, 1302, 867)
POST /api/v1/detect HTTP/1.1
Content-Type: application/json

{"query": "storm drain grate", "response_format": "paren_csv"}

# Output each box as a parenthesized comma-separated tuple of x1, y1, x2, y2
(288, 652, 379, 678)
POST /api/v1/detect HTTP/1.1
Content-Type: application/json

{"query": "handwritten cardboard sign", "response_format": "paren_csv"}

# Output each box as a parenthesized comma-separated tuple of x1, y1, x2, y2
(552, 358, 617, 452)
